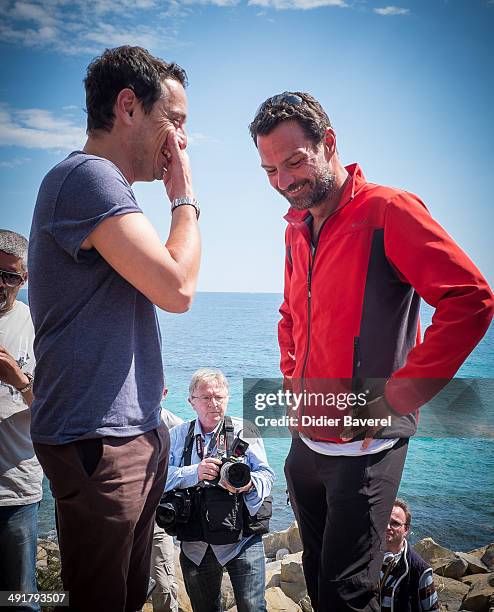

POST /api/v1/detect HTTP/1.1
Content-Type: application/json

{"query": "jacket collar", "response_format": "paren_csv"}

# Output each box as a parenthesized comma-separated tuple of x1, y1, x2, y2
(283, 163, 367, 227)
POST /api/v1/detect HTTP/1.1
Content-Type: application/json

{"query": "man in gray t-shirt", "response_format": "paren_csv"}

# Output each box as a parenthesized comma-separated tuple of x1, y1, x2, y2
(29, 46, 200, 612)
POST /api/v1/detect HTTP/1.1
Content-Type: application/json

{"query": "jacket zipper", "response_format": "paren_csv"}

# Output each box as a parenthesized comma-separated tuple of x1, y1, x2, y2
(352, 336, 362, 393)
(301, 250, 313, 384)
(293, 184, 355, 425)
(297, 191, 361, 415)
(353, 336, 361, 373)
(300, 214, 332, 382)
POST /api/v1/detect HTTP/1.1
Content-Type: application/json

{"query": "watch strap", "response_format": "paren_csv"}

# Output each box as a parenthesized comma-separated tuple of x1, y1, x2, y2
(171, 197, 200, 219)
(17, 372, 34, 394)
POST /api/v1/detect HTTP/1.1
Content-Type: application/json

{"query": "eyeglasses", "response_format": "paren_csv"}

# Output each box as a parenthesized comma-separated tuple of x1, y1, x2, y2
(0, 269, 24, 287)
(388, 519, 407, 529)
(191, 395, 228, 405)
(254, 92, 303, 119)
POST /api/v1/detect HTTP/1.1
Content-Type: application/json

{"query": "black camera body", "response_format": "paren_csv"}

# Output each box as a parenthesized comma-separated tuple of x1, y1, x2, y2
(210, 437, 251, 489)
(156, 488, 192, 535)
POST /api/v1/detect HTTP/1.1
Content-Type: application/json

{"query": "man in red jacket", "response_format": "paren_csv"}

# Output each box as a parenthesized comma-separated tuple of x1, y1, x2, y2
(249, 92, 493, 612)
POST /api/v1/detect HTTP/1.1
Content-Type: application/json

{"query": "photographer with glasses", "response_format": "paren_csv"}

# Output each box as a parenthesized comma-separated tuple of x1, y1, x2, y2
(380, 500, 439, 611)
(159, 368, 274, 612)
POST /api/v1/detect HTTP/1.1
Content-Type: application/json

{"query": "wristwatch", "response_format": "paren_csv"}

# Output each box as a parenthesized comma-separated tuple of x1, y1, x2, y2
(17, 372, 34, 394)
(171, 196, 200, 220)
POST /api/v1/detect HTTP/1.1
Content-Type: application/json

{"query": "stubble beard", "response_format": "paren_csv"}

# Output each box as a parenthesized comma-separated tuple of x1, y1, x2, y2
(279, 167, 338, 211)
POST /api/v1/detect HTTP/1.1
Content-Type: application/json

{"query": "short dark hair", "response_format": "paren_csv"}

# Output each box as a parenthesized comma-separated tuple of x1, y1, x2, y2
(394, 499, 412, 527)
(84, 45, 188, 133)
(249, 91, 331, 147)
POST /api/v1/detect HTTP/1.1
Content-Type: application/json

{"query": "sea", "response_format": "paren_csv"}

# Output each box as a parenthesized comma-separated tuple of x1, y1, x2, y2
(19, 290, 493, 552)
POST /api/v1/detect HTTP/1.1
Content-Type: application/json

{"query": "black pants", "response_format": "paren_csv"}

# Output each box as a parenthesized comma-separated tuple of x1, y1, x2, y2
(284, 437, 408, 612)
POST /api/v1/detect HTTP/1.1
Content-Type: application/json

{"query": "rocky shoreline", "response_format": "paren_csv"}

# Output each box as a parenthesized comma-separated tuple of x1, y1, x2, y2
(37, 523, 494, 611)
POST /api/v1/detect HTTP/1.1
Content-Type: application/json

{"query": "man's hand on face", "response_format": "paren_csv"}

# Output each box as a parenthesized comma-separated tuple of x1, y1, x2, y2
(198, 457, 222, 482)
(219, 478, 253, 495)
(163, 131, 194, 202)
(341, 395, 396, 451)
(0, 346, 28, 389)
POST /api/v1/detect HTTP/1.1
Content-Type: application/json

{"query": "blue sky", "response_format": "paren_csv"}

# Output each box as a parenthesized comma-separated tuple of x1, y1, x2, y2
(1, 0, 493, 292)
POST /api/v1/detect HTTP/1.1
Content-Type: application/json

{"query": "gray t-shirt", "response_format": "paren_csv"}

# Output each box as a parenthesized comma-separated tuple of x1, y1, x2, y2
(29, 152, 163, 444)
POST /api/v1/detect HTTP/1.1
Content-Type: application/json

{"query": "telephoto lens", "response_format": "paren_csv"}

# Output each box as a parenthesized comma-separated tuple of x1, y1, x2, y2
(156, 501, 178, 529)
(220, 461, 251, 489)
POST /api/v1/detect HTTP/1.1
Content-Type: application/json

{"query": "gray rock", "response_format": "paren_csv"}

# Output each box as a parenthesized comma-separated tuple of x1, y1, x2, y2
(433, 573, 470, 610)
(266, 561, 282, 590)
(461, 572, 494, 611)
(265, 587, 302, 611)
(287, 522, 303, 554)
(280, 552, 304, 583)
(414, 538, 456, 566)
(37, 539, 61, 560)
(462, 574, 491, 587)
(469, 546, 488, 560)
(481, 545, 494, 571)
(281, 580, 306, 605)
(266, 560, 283, 573)
(277, 548, 291, 560)
(280, 553, 307, 604)
(457, 552, 489, 575)
(264, 529, 290, 558)
(266, 572, 282, 589)
(436, 556, 469, 580)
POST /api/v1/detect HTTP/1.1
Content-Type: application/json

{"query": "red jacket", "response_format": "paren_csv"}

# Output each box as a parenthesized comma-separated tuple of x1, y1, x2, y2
(279, 164, 493, 437)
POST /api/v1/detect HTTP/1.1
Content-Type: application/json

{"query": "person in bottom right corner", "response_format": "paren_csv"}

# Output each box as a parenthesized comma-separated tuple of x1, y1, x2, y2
(380, 499, 439, 611)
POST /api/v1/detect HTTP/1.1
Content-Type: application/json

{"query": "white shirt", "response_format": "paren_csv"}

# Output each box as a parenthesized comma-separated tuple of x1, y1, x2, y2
(300, 433, 397, 456)
(0, 301, 43, 505)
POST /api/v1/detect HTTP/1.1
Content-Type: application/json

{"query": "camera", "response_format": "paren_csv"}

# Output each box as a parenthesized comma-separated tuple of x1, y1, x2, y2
(211, 437, 251, 489)
(156, 488, 192, 534)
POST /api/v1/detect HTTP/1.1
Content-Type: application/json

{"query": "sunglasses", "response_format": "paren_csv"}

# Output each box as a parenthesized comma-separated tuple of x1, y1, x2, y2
(255, 92, 303, 118)
(0, 269, 25, 287)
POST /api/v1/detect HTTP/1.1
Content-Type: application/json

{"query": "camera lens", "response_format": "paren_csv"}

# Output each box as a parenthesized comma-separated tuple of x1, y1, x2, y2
(224, 462, 251, 488)
(156, 503, 177, 526)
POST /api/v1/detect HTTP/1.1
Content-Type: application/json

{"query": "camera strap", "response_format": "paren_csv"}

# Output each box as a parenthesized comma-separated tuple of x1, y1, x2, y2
(196, 419, 227, 459)
(224, 416, 235, 455)
(181, 421, 197, 467)
(182, 416, 236, 464)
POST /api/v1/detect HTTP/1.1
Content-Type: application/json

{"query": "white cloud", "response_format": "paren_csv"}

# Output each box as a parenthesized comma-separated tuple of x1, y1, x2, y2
(182, 0, 240, 5)
(0, 0, 179, 54)
(0, 0, 353, 54)
(0, 106, 218, 151)
(248, 0, 346, 7)
(0, 105, 86, 151)
(0, 157, 31, 168)
(373, 6, 410, 15)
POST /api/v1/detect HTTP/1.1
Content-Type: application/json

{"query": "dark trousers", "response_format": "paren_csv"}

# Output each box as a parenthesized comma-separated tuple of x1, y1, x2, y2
(285, 437, 408, 612)
(34, 425, 169, 612)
